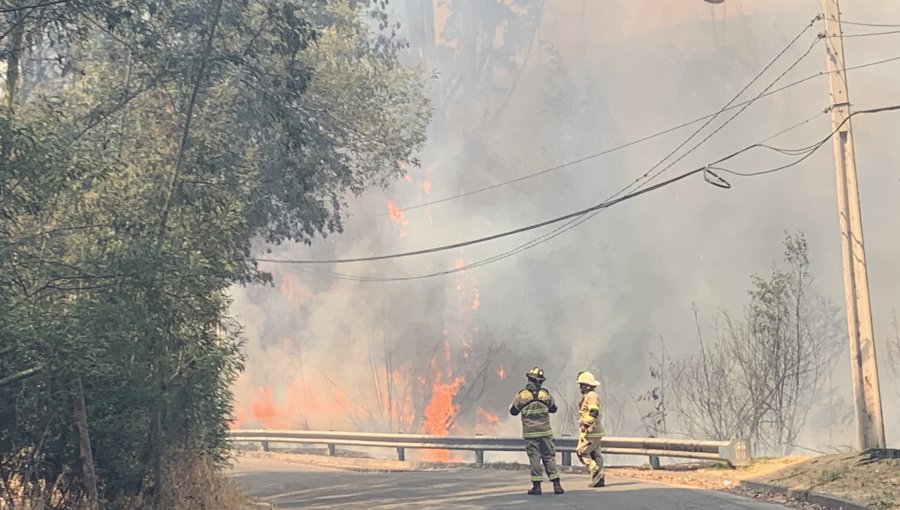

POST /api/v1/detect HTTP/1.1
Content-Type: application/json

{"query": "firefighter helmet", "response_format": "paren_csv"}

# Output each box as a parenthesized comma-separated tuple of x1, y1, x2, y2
(576, 371, 600, 387)
(526, 367, 545, 382)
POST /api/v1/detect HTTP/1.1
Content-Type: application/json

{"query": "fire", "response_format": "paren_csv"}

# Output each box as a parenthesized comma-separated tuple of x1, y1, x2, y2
(250, 385, 287, 429)
(387, 200, 409, 237)
(278, 271, 314, 305)
(496, 366, 506, 380)
(230, 406, 246, 430)
(421, 357, 466, 462)
(476, 407, 500, 429)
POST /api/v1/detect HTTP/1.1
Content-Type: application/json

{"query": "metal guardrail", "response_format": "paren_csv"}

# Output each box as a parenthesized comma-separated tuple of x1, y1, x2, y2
(228, 430, 752, 468)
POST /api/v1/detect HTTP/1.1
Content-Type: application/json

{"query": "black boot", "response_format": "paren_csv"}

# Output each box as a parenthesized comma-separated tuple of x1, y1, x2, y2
(552, 480, 565, 494)
(527, 481, 542, 495)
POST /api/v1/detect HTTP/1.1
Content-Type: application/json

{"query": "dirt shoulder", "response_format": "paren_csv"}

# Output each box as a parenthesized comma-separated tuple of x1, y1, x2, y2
(609, 450, 900, 510)
(746, 450, 900, 510)
(606, 456, 811, 491)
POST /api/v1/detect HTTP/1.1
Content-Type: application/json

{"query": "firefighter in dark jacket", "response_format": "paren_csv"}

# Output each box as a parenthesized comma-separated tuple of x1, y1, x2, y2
(509, 367, 564, 495)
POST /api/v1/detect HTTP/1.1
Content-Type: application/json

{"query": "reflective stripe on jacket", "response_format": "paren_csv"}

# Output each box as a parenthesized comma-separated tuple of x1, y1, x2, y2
(510, 385, 556, 438)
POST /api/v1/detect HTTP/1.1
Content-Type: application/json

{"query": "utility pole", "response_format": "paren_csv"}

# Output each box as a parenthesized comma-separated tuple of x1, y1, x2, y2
(821, 0, 886, 450)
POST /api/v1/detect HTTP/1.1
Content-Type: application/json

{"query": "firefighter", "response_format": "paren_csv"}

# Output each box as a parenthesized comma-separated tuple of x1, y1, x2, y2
(576, 370, 605, 487)
(509, 367, 564, 495)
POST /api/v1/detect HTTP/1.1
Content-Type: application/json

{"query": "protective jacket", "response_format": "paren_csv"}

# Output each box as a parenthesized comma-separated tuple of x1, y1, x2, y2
(578, 389, 604, 439)
(509, 381, 557, 438)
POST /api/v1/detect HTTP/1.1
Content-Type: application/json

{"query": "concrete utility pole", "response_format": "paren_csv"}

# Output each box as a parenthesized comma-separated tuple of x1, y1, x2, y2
(821, 0, 886, 450)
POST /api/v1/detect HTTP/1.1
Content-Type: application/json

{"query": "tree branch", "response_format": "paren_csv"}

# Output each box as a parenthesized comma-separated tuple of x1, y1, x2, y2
(0, 364, 44, 387)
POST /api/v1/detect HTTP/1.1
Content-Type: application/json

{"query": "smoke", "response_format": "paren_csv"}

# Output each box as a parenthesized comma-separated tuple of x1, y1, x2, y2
(230, 0, 900, 451)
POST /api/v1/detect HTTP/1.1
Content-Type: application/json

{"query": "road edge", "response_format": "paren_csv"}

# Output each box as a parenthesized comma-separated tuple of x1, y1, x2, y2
(739, 480, 872, 510)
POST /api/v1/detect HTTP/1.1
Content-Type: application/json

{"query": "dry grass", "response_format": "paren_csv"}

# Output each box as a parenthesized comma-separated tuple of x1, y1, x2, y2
(154, 454, 269, 510)
(1, 455, 268, 510)
(238, 450, 414, 473)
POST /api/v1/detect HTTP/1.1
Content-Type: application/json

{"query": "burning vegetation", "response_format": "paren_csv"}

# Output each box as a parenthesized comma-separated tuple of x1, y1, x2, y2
(231, 176, 521, 462)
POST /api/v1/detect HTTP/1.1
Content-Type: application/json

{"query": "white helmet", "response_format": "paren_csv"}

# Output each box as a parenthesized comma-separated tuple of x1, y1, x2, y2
(576, 371, 600, 387)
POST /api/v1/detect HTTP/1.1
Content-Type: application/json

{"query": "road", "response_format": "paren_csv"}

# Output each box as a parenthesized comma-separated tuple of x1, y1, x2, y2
(231, 457, 789, 510)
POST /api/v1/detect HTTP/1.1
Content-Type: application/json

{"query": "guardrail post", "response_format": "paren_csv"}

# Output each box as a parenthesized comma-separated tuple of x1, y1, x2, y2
(649, 455, 660, 469)
(719, 438, 752, 467)
(327, 444, 336, 457)
(397, 447, 405, 461)
(475, 449, 484, 467)
(261, 440, 269, 452)
(561, 451, 572, 467)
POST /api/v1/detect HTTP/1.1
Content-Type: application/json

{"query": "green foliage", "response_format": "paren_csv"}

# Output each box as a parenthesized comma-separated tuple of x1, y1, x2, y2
(0, 0, 429, 506)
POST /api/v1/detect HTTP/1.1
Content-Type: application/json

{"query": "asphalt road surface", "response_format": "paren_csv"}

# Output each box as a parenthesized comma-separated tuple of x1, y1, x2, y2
(231, 457, 789, 510)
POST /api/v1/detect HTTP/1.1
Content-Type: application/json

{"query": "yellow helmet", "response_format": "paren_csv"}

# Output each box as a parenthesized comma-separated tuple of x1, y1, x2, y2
(576, 371, 600, 387)
(526, 367, 545, 382)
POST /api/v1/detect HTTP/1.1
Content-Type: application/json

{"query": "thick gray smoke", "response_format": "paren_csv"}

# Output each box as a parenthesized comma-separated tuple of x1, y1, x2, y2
(230, 0, 900, 451)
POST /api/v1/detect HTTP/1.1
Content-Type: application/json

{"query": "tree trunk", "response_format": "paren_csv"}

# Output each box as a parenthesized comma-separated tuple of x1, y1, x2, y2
(72, 377, 100, 510)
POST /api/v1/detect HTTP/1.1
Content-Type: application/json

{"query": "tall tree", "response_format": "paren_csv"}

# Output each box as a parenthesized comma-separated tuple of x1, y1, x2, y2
(0, 0, 430, 507)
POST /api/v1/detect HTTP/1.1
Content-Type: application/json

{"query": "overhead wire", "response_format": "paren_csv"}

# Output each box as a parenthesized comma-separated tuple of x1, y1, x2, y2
(843, 30, 900, 39)
(355, 18, 835, 222)
(714, 103, 900, 177)
(629, 31, 824, 195)
(258, 18, 824, 269)
(839, 19, 900, 28)
(258, 18, 899, 283)
(288, 103, 900, 282)
(348, 55, 900, 223)
(444, 19, 829, 274)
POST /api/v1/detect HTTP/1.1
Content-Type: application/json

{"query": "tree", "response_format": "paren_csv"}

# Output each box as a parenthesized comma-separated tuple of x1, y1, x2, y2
(636, 337, 670, 439)
(670, 232, 843, 455)
(1, 0, 429, 507)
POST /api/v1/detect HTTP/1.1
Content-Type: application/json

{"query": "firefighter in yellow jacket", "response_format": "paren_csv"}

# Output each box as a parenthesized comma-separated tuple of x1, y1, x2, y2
(509, 367, 564, 495)
(576, 371, 605, 487)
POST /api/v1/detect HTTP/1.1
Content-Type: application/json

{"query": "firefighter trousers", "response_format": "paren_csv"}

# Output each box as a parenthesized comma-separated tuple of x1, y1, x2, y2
(576, 435, 604, 477)
(524, 436, 560, 482)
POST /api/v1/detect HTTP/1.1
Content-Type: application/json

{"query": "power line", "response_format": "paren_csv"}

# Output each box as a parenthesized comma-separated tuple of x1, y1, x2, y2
(261, 166, 707, 266)
(715, 104, 900, 177)
(840, 19, 900, 29)
(631, 32, 824, 196)
(843, 30, 900, 38)
(259, 19, 823, 268)
(255, 116, 825, 269)
(479, 21, 827, 270)
(368, 34, 900, 225)
(283, 104, 900, 282)
(353, 18, 834, 223)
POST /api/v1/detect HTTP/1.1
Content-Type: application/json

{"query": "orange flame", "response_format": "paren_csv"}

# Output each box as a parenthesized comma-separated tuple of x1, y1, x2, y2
(250, 385, 287, 429)
(387, 200, 409, 237)
(476, 406, 500, 429)
(496, 366, 506, 380)
(278, 271, 314, 305)
(421, 358, 466, 461)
